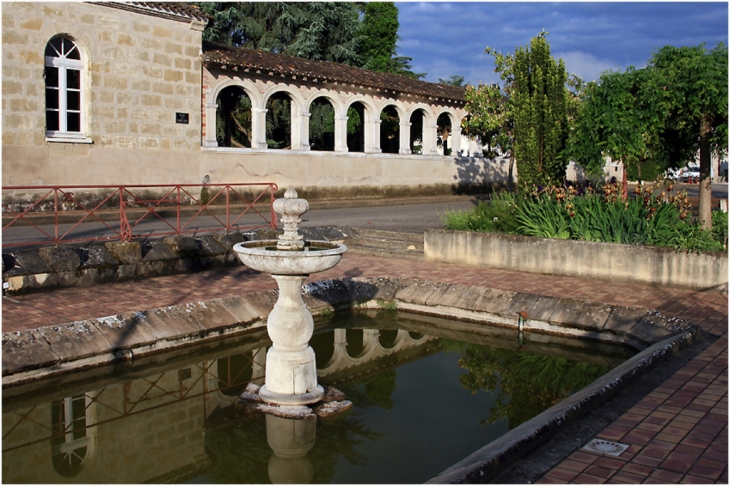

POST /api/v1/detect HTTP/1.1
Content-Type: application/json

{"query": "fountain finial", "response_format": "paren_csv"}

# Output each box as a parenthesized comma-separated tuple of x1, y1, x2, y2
(273, 188, 309, 251)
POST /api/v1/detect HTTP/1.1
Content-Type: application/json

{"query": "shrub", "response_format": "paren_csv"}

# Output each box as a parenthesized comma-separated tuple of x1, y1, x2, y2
(441, 179, 727, 253)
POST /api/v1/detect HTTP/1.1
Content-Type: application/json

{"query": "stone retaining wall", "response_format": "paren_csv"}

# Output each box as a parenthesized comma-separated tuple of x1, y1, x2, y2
(1, 226, 352, 295)
(424, 229, 728, 290)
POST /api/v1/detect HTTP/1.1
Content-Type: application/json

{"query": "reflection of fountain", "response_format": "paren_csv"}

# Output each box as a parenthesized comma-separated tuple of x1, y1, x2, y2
(266, 414, 316, 484)
(233, 188, 347, 406)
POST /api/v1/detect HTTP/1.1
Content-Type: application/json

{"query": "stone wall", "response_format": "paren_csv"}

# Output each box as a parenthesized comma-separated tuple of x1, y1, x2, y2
(424, 229, 729, 290)
(2, 2, 204, 182)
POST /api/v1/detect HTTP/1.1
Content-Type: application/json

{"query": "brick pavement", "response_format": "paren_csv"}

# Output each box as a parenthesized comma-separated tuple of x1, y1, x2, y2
(2, 253, 727, 483)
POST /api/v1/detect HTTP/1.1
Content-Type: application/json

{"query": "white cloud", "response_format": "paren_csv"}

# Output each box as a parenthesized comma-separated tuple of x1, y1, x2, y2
(555, 51, 623, 83)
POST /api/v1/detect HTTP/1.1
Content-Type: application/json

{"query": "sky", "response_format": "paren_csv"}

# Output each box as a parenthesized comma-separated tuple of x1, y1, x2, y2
(395, 2, 729, 86)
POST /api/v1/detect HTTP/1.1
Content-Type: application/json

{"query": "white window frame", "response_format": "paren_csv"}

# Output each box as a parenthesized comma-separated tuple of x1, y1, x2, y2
(44, 37, 92, 143)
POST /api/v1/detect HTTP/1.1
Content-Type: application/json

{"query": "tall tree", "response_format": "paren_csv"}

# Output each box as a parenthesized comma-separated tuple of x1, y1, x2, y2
(569, 68, 659, 197)
(569, 43, 728, 228)
(511, 32, 569, 187)
(647, 43, 728, 229)
(285, 2, 363, 65)
(196, 3, 309, 51)
(358, 2, 425, 79)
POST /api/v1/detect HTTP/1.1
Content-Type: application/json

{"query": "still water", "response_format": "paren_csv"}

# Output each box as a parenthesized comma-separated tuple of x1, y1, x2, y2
(2, 310, 634, 484)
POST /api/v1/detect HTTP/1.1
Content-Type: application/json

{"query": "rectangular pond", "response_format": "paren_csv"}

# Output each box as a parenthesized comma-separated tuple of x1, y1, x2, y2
(2, 310, 635, 484)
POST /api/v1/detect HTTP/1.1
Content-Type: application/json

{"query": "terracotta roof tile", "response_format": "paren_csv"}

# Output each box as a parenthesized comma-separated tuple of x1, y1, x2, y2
(202, 41, 465, 103)
(95, 2, 210, 23)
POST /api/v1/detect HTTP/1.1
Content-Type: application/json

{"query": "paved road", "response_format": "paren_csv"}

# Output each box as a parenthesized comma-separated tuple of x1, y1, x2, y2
(4, 184, 726, 249)
(1, 197, 480, 248)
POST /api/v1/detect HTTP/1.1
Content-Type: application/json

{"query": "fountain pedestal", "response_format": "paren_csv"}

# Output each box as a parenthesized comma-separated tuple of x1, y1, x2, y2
(233, 188, 346, 407)
(260, 274, 324, 405)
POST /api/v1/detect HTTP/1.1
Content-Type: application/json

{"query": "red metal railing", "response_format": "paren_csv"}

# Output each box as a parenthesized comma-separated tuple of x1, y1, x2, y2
(2, 183, 278, 248)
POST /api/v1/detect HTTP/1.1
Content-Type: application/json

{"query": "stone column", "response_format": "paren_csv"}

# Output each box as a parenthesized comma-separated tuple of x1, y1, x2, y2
(399, 120, 412, 155)
(252, 107, 268, 149)
(451, 123, 462, 157)
(203, 102, 218, 147)
(292, 111, 311, 151)
(334, 114, 348, 153)
(368, 118, 382, 154)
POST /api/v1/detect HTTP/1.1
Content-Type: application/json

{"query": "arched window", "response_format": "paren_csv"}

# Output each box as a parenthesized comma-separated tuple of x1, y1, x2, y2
(45, 36, 85, 139)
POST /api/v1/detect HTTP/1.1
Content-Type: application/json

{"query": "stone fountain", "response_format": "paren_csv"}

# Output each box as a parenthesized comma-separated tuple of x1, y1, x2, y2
(233, 188, 347, 406)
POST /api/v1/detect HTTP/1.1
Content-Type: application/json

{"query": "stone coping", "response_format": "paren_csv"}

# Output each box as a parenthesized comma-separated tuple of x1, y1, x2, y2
(2, 276, 696, 387)
(1, 276, 699, 483)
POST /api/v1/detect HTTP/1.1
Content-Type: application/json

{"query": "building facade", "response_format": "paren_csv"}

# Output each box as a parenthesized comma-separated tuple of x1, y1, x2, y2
(3, 2, 512, 199)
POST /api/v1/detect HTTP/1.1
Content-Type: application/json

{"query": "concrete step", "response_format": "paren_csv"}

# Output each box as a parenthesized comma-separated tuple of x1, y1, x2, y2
(352, 228, 424, 243)
(346, 228, 424, 260)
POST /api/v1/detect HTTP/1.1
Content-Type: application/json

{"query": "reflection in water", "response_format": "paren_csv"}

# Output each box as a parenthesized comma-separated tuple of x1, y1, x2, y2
(459, 346, 612, 428)
(2, 310, 632, 484)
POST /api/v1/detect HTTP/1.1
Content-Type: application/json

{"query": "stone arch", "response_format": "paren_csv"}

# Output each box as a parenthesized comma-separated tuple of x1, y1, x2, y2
(344, 95, 378, 153)
(262, 84, 309, 150)
(307, 91, 339, 152)
(436, 107, 465, 156)
(377, 101, 405, 155)
(205, 78, 263, 148)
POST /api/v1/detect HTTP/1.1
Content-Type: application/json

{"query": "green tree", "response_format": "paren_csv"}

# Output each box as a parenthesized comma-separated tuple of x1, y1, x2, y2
(358, 2, 425, 79)
(569, 68, 659, 197)
(511, 32, 570, 187)
(438, 75, 466, 87)
(569, 43, 728, 226)
(647, 43, 728, 229)
(196, 2, 309, 51)
(286, 2, 363, 65)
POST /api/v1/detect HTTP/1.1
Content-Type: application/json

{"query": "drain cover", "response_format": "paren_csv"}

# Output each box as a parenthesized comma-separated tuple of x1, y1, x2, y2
(582, 439, 629, 456)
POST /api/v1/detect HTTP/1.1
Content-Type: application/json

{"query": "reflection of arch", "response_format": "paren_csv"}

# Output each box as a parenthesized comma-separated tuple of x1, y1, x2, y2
(217, 351, 255, 397)
(379, 329, 399, 349)
(317, 328, 434, 376)
(51, 393, 96, 477)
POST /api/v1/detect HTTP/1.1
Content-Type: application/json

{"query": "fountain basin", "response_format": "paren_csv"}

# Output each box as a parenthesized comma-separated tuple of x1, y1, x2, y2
(233, 240, 347, 275)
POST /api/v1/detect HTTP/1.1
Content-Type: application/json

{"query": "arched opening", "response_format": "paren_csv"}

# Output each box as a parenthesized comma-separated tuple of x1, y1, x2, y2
(410, 109, 426, 154)
(216, 86, 252, 148)
(346, 102, 365, 153)
(379, 329, 399, 349)
(266, 91, 292, 149)
(380, 105, 400, 154)
(437, 113, 453, 156)
(309, 97, 335, 151)
(217, 352, 254, 396)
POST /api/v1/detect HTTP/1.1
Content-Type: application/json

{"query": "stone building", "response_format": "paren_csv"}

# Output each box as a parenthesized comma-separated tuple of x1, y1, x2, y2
(2, 1, 510, 199)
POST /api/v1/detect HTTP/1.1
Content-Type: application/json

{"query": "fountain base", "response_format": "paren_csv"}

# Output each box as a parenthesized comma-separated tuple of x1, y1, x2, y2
(259, 384, 325, 406)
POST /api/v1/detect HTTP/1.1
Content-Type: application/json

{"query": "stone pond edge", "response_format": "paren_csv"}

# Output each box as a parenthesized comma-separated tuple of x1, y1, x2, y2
(1, 276, 700, 483)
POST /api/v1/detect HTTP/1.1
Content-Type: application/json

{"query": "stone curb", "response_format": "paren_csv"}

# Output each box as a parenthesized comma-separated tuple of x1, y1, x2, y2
(2, 277, 696, 387)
